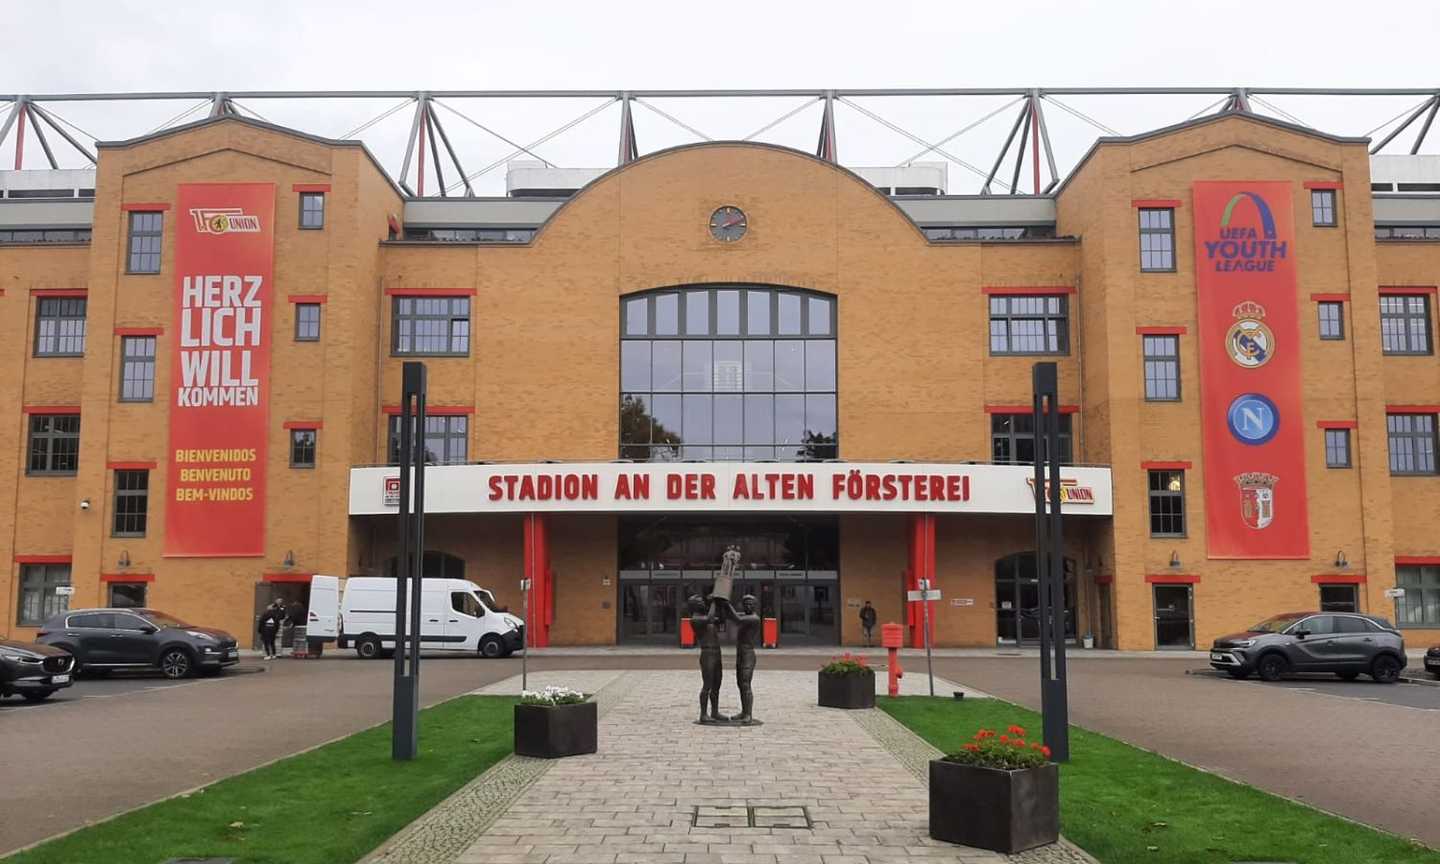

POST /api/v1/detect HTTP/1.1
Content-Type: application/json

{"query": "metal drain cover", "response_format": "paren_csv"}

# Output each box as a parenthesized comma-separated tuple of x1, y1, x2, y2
(693, 804, 811, 829)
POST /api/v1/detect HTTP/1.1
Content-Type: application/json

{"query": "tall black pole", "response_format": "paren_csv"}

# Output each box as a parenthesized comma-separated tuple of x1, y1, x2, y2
(1032, 362, 1070, 762)
(392, 361, 427, 760)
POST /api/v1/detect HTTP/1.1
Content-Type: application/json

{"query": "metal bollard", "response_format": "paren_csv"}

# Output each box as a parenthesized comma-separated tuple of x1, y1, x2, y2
(881, 621, 904, 697)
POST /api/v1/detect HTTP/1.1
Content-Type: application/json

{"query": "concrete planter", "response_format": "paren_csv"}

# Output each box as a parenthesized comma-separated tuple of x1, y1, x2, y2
(817, 669, 875, 709)
(928, 759, 1059, 853)
(514, 700, 597, 759)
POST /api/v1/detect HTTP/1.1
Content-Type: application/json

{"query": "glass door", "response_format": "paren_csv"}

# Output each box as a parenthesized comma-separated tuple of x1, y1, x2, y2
(779, 583, 808, 637)
(1153, 585, 1194, 649)
(620, 582, 650, 641)
(1319, 584, 1358, 613)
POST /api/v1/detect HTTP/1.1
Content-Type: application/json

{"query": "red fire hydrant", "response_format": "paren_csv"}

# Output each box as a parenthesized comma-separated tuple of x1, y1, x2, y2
(881, 621, 904, 697)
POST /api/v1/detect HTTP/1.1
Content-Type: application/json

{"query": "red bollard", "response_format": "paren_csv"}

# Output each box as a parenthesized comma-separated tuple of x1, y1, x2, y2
(881, 621, 904, 697)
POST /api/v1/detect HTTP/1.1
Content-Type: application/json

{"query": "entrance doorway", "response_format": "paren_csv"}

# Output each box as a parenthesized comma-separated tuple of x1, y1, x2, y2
(619, 580, 681, 641)
(1319, 583, 1359, 613)
(994, 553, 1076, 645)
(1152, 584, 1194, 649)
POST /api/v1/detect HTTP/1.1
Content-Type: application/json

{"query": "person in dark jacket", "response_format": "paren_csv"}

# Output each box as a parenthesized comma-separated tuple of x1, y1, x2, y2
(859, 600, 877, 646)
(258, 600, 284, 660)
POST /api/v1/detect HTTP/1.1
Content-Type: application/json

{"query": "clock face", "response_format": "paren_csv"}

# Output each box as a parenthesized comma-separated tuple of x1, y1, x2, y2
(709, 206, 747, 242)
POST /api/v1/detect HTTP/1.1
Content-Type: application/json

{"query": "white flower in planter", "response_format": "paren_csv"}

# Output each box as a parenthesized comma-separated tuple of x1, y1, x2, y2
(519, 685, 588, 706)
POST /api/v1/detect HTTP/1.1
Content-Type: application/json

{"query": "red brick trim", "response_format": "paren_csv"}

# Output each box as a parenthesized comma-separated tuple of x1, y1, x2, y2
(1309, 293, 1350, 302)
(1316, 420, 1358, 429)
(1135, 326, 1187, 335)
(980, 285, 1076, 296)
(381, 405, 474, 416)
(106, 460, 157, 470)
(287, 294, 328, 304)
(30, 288, 87, 298)
(1395, 555, 1440, 565)
(1379, 285, 1438, 295)
(114, 326, 164, 336)
(1386, 405, 1440, 415)
(1311, 573, 1366, 584)
(1141, 460, 1192, 470)
(23, 405, 80, 415)
(263, 572, 314, 583)
(383, 287, 476, 297)
(15, 554, 71, 564)
(282, 421, 323, 430)
(101, 572, 154, 582)
(1133, 199, 1182, 208)
(292, 183, 331, 193)
(121, 202, 171, 212)
(1303, 181, 1343, 190)
(1145, 574, 1199, 584)
(983, 404, 1080, 414)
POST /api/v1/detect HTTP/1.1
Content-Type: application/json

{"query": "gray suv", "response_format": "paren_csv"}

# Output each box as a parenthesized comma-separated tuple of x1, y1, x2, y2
(1210, 611, 1406, 683)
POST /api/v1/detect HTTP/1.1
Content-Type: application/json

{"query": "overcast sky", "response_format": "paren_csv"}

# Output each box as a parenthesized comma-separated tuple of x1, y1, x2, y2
(6, 0, 1440, 194)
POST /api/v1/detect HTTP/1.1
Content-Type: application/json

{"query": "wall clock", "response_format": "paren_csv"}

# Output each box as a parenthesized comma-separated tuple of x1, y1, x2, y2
(709, 206, 747, 242)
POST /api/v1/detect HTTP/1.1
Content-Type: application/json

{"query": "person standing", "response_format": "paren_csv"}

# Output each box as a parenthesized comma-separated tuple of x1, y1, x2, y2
(258, 600, 283, 660)
(859, 600, 877, 646)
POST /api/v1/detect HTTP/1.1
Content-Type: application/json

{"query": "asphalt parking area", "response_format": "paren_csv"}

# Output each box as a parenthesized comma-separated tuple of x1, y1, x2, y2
(1187, 666, 1440, 710)
(0, 664, 268, 710)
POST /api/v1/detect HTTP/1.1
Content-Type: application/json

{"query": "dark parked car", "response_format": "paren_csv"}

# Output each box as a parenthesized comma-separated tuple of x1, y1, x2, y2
(1210, 611, 1406, 683)
(0, 639, 74, 701)
(36, 608, 239, 679)
(1426, 645, 1440, 680)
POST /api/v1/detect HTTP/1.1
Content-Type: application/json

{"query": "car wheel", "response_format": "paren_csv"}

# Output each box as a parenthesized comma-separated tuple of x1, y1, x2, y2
(1370, 655, 1402, 684)
(1226, 669, 1251, 680)
(355, 635, 382, 660)
(160, 648, 194, 679)
(479, 635, 504, 659)
(21, 690, 55, 702)
(1337, 672, 1360, 681)
(1257, 653, 1287, 682)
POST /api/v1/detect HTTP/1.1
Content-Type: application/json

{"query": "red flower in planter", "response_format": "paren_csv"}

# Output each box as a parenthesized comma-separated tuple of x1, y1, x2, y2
(999, 734, 1010, 744)
(1008, 724, 1026, 737)
(1041, 745, 1051, 758)
(963, 743, 980, 752)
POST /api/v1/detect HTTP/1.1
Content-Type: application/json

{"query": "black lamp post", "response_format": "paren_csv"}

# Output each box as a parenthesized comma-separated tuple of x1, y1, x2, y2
(1031, 362, 1070, 762)
(392, 361, 428, 761)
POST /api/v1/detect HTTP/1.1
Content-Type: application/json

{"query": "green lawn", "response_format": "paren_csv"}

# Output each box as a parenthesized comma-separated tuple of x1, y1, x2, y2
(880, 696, 1440, 864)
(5, 695, 516, 864)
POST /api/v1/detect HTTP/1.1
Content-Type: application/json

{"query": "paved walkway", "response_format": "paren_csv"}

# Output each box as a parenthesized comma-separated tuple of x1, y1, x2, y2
(368, 668, 1091, 864)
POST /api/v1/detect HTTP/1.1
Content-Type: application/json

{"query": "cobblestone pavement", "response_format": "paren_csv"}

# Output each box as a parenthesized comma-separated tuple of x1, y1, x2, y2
(446, 668, 1088, 864)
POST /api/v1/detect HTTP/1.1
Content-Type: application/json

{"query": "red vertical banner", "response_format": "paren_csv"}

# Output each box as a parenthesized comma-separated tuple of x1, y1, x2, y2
(164, 183, 275, 557)
(1192, 181, 1309, 559)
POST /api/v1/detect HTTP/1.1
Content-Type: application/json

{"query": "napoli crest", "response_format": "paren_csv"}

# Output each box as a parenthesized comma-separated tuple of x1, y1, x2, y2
(1226, 300, 1274, 368)
(1226, 393, 1280, 446)
(1234, 471, 1278, 530)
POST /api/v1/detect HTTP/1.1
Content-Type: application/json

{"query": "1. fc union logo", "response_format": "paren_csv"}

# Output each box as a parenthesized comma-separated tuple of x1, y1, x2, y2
(1234, 471, 1278, 530)
(1226, 300, 1274, 368)
(190, 208, 262, 235)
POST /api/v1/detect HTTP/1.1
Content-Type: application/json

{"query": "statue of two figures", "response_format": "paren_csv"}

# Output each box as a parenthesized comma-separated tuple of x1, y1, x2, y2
(691, 544, 761, 726)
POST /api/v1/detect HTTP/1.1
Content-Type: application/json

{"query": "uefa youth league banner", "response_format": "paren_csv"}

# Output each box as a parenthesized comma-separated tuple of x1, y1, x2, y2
(164, 183, 275, 557)
(1192, 181, 1309, 559)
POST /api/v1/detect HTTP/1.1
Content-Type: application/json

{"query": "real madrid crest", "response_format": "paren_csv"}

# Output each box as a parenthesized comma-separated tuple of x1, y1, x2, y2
(1226, 300, 1274, 369)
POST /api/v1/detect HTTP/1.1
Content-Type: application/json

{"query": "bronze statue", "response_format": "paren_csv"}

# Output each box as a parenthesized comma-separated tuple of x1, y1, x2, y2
(689, 594, 724, 723)
(724, 593, 761, 724)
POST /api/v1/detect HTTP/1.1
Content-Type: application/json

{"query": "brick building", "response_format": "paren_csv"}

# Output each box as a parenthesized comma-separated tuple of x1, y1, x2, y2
(4, 109, 1440, 651)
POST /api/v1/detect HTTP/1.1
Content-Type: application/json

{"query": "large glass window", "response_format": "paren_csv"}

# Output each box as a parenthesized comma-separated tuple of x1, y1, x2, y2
(988, 295, 1068, 355)
(1139, 208, 1175, 272)
(295, 303, 321, 341)
(1142, 335, 1180, 401)
(35, 297, 86, 357)
(991, 414, 1073, 465)
(27, 414, 80, 475)
(119, 335, 156, 401)
(1380, 295, 1432, 355)
(1387, 413, 1437, 475)
(1148, 470, 1186, 537)
(620, 287, 837, 461)
(388, 415, 468, 465)
(1395, 565, 1440, 628)
(392, 297, 470, 356)
(18, 564, 70, 626)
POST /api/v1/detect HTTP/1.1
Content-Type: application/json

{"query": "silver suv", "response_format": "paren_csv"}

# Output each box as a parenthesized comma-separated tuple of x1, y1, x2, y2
(1210, 612, 1407, 683)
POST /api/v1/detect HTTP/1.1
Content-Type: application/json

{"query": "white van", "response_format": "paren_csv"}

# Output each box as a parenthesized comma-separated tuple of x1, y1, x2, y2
(307, 576, 524, 659)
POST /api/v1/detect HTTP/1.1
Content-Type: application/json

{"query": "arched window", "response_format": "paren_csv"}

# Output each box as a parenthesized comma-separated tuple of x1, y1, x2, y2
(384, 551, 465, 580)
(620, 286, 837, 461)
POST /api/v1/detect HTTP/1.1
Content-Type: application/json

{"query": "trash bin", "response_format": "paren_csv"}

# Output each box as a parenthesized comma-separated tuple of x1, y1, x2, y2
(679, 617, 695, 648)
(289, 626, 308, 658)
(762, 617, 779, 649)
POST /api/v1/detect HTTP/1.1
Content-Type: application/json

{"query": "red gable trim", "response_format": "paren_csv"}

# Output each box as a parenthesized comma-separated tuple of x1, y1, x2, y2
(1133, 198, 1182, 209)
(292, 183, 331, 193)
(1316, 420, 1358, 430)
(1135, 326, 1188, 336)
(287, 294, 329, 304)
(15, 554, 71, 565)
(114, 326, 164, 336)
(263, 572, 314, 583)
(1309, 293, 1350, 303)
(1387, 405, 1440, 415)
(1311, 574, 1366, 584)
(1379, 285, 1438, 295)
(1145, 574, 1199, 584)
(282, 421, 323, 430)
(30, 288, 87, 298)
(23, 405, 80, 415)
(1141, 460, 1192, 470)
(101, 572, 155, 583)
(381, 405, 474, 416)
(106, 460, 157, 470)
(983, 404, 1080, 414)
(1303, 181, 1343, 191)
(1395, 555, 1440, 566)
(383, 287, 476, 297)
(121, 202, 171, 212)
(980, 285, 1076, 296)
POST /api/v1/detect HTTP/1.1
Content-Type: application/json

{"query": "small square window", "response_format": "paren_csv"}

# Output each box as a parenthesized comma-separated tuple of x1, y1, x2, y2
(299, 192, 325, 230)
(1311, 189, 1337, 227)
(295, 303, 321, 342)
(108, 581, 148, 608)
(290, 429, 317, 468)
(1142, 334, 1180, 401)
(1324, 428, 1351, 468)
(1318, 302, 1345, 340)
(126, 211, 163, 274)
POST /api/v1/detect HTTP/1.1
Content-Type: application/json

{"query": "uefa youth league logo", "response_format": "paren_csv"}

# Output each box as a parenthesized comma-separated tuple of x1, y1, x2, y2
(1226, 300, 1274, 368)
